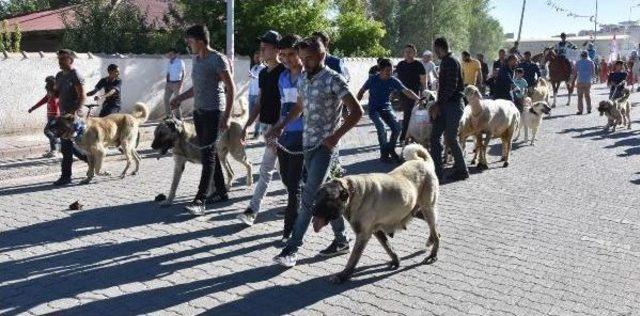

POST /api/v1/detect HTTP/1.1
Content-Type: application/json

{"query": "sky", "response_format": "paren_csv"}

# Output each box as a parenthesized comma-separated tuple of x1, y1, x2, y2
(489, 0, 640, 39)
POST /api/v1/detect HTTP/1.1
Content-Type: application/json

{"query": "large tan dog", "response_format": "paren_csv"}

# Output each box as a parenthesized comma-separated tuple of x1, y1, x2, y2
(311, 144, 440, 283)
(151, 113, 252, 206)
(598, 89, 632, 132)
(58, 102, 148, 184)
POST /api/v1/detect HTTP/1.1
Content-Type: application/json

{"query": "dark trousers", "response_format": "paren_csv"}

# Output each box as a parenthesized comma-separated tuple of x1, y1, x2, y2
(60, 138, 87, 179)
(44, 118, 59, 151)
(193, 109, 226, 201)
(399, 94, 416, 141)
(429, 101, 467, 180)
(99, 103, 121, 117)
(277, 149, 303, 238)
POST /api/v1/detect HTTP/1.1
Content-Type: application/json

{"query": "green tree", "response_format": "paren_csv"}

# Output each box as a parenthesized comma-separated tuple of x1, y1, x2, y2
(1, 19, 9, 51)
(0, 0, 76, 19)
(333, 1, 389, 57)
(466, 0, 504, 60)
(62, 0, 158, 54)
(11, 22, 20, 51)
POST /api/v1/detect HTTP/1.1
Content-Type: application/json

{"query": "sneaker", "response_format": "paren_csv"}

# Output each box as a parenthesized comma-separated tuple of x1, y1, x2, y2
(237, 208, 256, 226)
(205, 192, 229, 204)
(42, 151, 56, 158)
(447, 171, 470, 182)
(273, 250, 297, 268)
(53, 177, 71, 186)
(576, 111, 583, 115)
(318, 240, 350, 257)
(185, 200, 205, 216)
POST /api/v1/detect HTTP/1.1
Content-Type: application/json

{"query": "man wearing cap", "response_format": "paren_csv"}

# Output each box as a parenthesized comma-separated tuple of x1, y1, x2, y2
(170, 24, 234, 215)
(555, 32, 577, 73)
(269, 37, 363, 267)
(53, 49, 88, 186)
(238, 30, 286, 226)
(574, 50, 595, 114)
(422, 50, 438, 90)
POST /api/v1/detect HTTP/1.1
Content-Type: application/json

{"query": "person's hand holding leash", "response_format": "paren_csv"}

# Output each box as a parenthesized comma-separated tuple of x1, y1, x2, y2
(322, 134, 339, 151)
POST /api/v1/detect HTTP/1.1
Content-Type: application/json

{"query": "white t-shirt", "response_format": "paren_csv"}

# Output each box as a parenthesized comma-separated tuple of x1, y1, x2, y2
(167, 58, 185, 82)
(249, 63, 265, 96)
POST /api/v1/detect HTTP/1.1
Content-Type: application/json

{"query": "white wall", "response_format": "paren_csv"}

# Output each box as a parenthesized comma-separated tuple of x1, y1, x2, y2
(0, 53, 377, 135)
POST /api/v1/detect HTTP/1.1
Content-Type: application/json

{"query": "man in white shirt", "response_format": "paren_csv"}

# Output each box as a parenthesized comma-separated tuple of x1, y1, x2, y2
(422, 50, 438, 90)
(164, 48, 186, 118)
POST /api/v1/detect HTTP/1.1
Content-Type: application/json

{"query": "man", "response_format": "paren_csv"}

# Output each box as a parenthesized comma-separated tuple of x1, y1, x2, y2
(87, 64, 122, 117)
(312, 31, 348, 178)
(461, 51, 483, 87)
(555, 32, 577, 73)
(422, 50, 438, 90)
(53, 49, 88, 186)
(396, 43, 426, 142)
(494, 54, 518, 101)
(477, 53, 489, 94)
(170, 24, 234, 215)
(488, 49, 507, 98)
(164, 48, 185, 118)
(248, 51, 265, 138)
(357, 58, 421, 163)
(519, 51, 542, 94)
(272, 34, 304, 244)
(237, 30, 286, 226)
(270, 37, 363, 267)
(574, 50, 595, 115)
(429, 38, 469, 182)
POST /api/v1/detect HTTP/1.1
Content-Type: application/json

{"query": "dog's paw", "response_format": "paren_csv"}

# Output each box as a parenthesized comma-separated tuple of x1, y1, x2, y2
(477, 163, 489, 170)
(130, 171, 138, 176)
(503, 161, 509, 168)
(329, 272, 351, 284)
(423, 254, 438, 265)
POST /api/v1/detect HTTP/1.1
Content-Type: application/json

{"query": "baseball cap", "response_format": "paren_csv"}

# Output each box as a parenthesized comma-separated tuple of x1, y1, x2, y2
(422, 50, 432, 56)
(257, 30, 282, 45)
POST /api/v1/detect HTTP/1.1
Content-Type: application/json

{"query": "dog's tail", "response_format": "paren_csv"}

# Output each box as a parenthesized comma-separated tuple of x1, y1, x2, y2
(131, 102, 149, 123)
(402, 143, 432, 162)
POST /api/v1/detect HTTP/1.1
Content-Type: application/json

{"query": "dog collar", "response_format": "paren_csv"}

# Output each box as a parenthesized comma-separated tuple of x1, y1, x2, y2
(73, 121, 86, 142)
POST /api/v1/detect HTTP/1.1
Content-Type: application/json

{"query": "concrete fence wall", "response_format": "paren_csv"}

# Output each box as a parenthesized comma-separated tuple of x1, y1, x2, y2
(0, 52, 378, 135)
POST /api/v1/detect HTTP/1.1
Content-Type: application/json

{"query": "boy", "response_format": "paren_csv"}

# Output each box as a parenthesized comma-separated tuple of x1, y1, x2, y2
(608, 60, 627, 100)
(513, 68, 528, 112)
(87, 64, 122, 117)
(28, 76, 60, 158)
(357, 58, 421, 163)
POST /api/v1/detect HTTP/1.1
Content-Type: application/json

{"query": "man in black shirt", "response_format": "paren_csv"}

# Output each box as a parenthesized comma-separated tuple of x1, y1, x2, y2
(396, 43, 426, 142)
(429, 37, 468, 182)
(477, 53, 489, 94)
(87, 64, 122, 117)
(239, 30, 286, 226)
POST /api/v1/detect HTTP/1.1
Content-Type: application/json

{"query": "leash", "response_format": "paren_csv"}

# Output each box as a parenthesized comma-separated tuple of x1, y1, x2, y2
(185, 139, 219, 150)
(266, 137, 323, 156)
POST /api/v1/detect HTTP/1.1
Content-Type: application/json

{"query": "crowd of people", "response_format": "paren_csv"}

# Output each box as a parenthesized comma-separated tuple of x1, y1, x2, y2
(25, 24, 638, 268)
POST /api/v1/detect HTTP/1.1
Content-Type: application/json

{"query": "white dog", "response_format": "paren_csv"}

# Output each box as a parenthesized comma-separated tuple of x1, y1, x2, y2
(517, 97, 551, 145)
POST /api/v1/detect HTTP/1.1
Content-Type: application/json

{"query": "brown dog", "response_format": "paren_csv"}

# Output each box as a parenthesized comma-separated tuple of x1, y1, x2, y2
(598, 89, 631, 132)
(57, 102, 148, 184)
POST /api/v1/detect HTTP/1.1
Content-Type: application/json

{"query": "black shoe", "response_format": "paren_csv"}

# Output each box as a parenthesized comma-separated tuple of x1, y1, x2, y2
(576, 111, 583, 115)
(53, 177, 71, 186)
(319, 240, 349, 257)
(388, 150, 403, 163)
(205, 192, 229, 204)
(587, 110, 591, 114)
(448, 171, 470, 182)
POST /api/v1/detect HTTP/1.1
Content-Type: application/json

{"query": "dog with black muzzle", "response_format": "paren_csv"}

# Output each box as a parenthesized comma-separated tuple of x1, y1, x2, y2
(598, 89, 632, 132)
(311, 143, 440, 284)
(151, 116, 252, 206)
(516, 98, 551, 146)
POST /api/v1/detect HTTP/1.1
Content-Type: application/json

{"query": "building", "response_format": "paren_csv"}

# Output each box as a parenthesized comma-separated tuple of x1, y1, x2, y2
(2, 0, 170, 52)
(506, 34, 636, 62)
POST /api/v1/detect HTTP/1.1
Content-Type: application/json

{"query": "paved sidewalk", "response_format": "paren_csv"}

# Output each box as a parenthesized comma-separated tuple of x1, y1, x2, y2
(1, 84, 639, 315)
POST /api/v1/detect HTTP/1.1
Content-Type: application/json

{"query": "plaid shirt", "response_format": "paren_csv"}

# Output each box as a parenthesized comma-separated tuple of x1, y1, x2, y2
(437, 52, 464, 104)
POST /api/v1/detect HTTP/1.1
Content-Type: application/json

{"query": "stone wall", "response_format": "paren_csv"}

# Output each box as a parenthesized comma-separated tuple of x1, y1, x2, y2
(0, 52, 378, 135)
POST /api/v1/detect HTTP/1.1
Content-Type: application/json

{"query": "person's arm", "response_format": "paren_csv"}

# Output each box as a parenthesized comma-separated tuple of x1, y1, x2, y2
(356, 77, 371, 101)
(170, 87, 194, 109)
(86, 79, 102, 97)
(218, 69, 235, 130)
(323, 92, 363, 149)
(268, 95, 303, 138)
(401, 88, 420, 101)
(29, 95, 49, 113)
(244, 90, 262, 132)
(100, 79, 120, 99)
(73, 81, 85, 113)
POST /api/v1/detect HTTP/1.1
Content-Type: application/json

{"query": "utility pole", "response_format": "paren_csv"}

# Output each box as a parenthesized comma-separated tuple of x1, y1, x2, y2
(516, 0, 526, 43)
(594, 0, 598, 41)
(226, 0, 234, 67)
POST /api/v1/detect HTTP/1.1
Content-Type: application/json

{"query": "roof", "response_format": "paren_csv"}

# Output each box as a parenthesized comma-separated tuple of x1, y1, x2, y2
(506, 35, 630, 43)
(3, 0, 170, 33)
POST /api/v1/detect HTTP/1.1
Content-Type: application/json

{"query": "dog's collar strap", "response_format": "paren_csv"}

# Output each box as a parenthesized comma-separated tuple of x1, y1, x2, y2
(73, 121, 85, 142)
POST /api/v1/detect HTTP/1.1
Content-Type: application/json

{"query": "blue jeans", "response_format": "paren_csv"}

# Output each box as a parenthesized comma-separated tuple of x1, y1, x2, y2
(369, 105, 400, 156)
(429, 100, 468, 179)
(249, 95, 261, 135)
(284, 145, 348, 254)
(44, 118, 59, 152)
